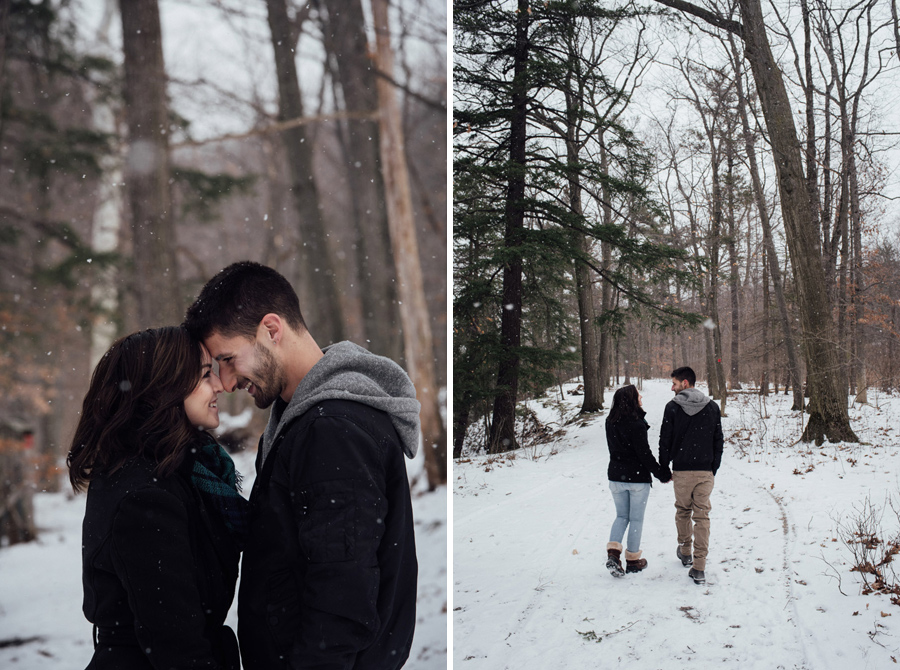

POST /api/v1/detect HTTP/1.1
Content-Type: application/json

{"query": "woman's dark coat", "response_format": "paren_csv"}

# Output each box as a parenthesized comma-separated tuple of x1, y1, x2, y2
(81, 455, 240, 670)
(606, 414, 671, 484)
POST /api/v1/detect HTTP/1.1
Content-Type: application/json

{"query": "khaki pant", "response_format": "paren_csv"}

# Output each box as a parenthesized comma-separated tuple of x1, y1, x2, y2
(673, 471, 715, 571)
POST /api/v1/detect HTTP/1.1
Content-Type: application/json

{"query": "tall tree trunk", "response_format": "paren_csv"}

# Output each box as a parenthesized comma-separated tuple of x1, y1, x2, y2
(800, 0, 823, 251)
(726, 142, 741, 389)
(736, 0, 855, 442)
(258, 132, 288, 268)
(893, 0, 900, 64)
(624, 325, 633, 386)
(318, 0, 402, 362)
(706, 144, 726, 401)
(563, 52, 601, 413)
(488, 0, 528, 453)
(265, 0, 345, 345)
(453, 388, 473, 459)
(596, 132, 614, 407)
(119, 0, 181, 327)
(370, 0, 446, 485)
(728, 33, 803, 410)
(821, 79, 837, 298)
(91, 1, 122, 366)
(660, 0, 856, 440)
(0, 0, 10, 165)
(761, 242, 770, 395)
(850, 155, 866, 402)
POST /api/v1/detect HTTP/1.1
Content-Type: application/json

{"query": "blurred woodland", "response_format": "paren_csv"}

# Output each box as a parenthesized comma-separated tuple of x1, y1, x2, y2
(0, 0, 447, 539)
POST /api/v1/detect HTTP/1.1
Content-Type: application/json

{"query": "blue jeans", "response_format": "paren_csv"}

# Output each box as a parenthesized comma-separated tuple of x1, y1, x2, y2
(609, 482, 651, 553)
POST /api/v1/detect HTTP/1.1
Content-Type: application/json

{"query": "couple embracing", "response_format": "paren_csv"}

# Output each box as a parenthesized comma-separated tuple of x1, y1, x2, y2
(68, 262, 419, 669)
(604, 367, 724, 586)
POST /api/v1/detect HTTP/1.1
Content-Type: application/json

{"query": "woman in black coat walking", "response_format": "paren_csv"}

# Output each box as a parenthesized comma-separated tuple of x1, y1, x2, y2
(605, 385, 671, 577)
(67, 326, 249, 669)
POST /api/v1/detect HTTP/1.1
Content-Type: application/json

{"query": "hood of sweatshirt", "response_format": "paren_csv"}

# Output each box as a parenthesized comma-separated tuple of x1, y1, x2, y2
(672, 387, 711, 416)
(260, 341, 421, 464)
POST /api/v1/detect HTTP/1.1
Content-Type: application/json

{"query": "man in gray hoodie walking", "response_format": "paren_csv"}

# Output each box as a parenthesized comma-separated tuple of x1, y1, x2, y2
(659, 366, 723, 585)
(184, 262, 420, 670)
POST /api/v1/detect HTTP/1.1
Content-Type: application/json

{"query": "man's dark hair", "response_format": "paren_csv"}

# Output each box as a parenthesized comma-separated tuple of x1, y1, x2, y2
(184, 261, 306, 340)
(671, 366, 696, 387)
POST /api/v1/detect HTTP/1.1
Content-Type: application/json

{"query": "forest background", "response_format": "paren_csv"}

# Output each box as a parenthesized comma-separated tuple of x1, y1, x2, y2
(0, 0, 448, 517)
(453, 0, 900, 456)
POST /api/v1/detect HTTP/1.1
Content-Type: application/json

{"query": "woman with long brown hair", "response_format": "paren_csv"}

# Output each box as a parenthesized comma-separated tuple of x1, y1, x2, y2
(605, 384, 670, 578)
(67, 326, 248, 669)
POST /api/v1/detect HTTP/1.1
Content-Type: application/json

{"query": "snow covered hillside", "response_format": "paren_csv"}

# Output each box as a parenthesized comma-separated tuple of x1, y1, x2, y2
(454, 379, 900, 669)
(0, 449, 446, 669)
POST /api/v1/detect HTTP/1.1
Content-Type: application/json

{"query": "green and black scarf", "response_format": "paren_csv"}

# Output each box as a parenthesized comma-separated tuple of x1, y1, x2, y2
(190, 440, 250, 549)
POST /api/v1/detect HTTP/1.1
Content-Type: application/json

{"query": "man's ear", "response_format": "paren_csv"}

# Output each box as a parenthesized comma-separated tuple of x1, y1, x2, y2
(257, 313, 284, 345)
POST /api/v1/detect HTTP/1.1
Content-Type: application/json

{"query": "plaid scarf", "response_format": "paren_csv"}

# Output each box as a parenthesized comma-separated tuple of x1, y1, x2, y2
(190, 440, 250, 550)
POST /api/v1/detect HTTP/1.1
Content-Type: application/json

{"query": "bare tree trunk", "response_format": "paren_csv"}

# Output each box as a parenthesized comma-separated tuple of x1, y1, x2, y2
(371, 0, 446, 485)
(624, 325, 633, 386)
(596, 133, 614, 407)
(658, 0, 856, 441)
(851, 158, 866, 402)
(800, 0, 824, 253)
(90, 0, 123, 366)
(119, 0, 181, 327)
(706, 150, 726, 401)
(736, 0, 855, 442)
(726, 143, 741, 389)
(728, 33, 804, 411)
(487, 0, 528, 454)
(0, 0, 10, 165)
(761, 241, 770, 395)
(258, 133, 288, 268)
(892, 0, 900, 64)
(265, 0, 345, 345)
(565, 77, 601, 413)
(318, 0, 402, 362)
(452, 389, 472, 459)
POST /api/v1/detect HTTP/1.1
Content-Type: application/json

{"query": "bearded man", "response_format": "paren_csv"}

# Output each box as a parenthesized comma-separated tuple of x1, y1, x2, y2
(184, 261, 419, 670)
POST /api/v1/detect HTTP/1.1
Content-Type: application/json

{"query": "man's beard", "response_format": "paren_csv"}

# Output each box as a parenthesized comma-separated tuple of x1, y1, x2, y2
(247, 342, 287, 409)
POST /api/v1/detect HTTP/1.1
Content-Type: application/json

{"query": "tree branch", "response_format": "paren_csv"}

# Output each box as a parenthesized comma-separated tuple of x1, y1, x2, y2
(653, 0, 743, 37)
(169, 110, 379, 148)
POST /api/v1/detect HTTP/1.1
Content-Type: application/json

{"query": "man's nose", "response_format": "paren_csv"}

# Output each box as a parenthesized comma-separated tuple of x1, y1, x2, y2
(211, 373, 225, 394)
(218, 367, 237, 392)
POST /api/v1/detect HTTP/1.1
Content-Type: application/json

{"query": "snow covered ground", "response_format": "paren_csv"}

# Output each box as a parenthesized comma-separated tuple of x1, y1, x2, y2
(454, 378, 900, 669)
(0, 449, 446, 668)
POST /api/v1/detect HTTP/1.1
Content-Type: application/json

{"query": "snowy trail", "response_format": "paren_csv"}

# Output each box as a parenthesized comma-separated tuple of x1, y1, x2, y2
(454, 380, 812, 669)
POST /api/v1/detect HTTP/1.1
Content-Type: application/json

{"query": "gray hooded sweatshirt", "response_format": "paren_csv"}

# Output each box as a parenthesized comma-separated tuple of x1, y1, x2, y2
(672, 387, 712, 416)
(260, 341, 421, 465)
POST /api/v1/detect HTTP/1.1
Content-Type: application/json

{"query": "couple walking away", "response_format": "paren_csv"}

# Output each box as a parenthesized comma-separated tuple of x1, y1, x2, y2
(67, 262, 420, 670)
(604, 367, 724, 585)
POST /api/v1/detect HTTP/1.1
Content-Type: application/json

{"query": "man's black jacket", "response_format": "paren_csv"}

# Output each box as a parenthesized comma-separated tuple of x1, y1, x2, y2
(238, 398, 417, 670)
(658, 389, 724, 474)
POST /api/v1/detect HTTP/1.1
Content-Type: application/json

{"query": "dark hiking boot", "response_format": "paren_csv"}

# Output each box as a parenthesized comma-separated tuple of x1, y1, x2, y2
(625, 549, 647, 573)
(606, 542, 625, 578)
(677, 546, 693, 567)
(688, 568, 706, 585)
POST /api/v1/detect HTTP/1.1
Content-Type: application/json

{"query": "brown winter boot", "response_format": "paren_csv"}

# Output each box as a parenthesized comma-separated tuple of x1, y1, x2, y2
(625, 549, 648, 574)
(606, 542, 624, 578)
